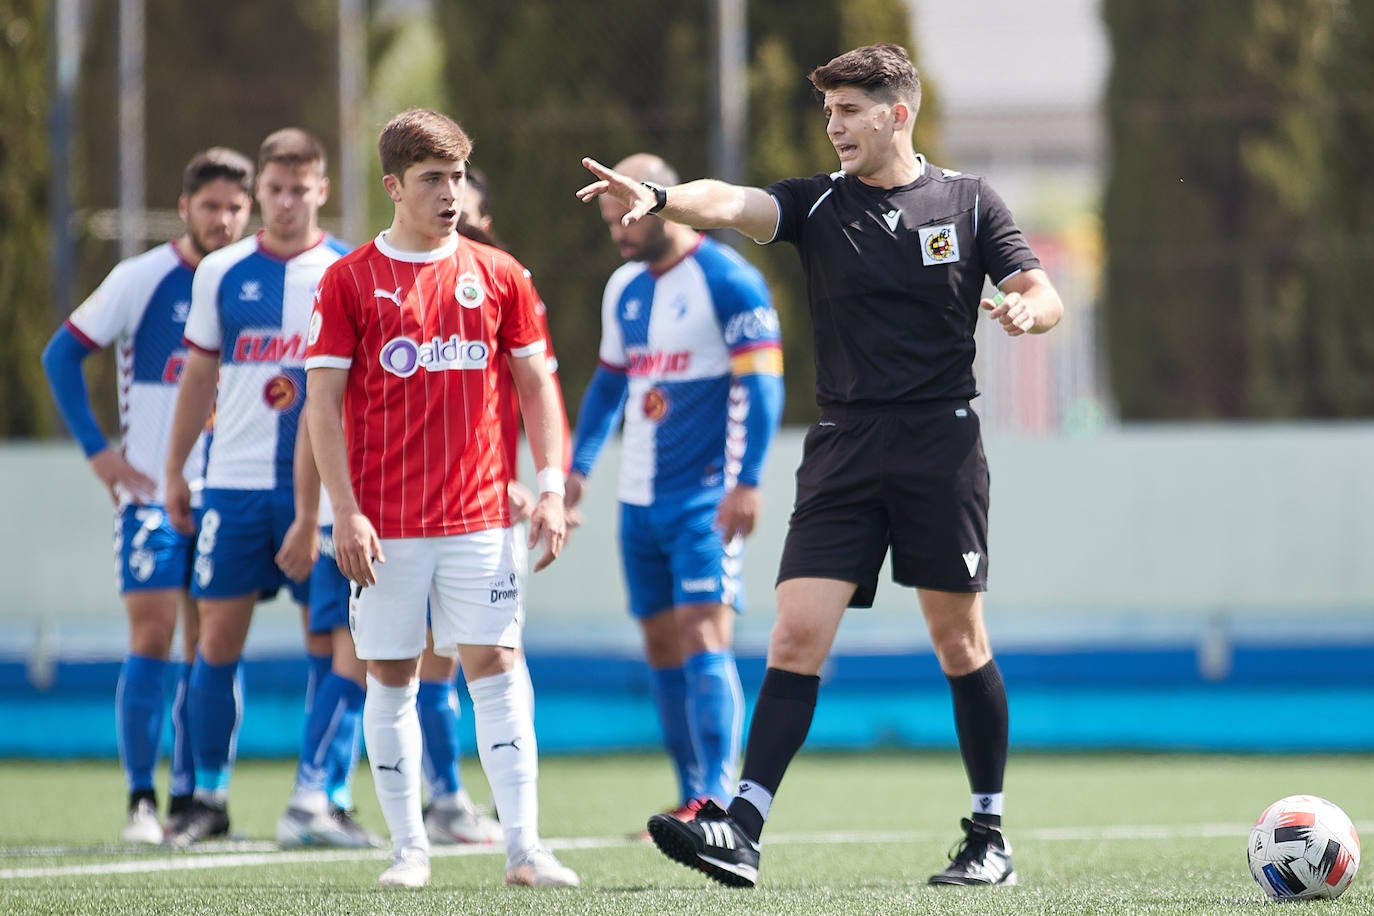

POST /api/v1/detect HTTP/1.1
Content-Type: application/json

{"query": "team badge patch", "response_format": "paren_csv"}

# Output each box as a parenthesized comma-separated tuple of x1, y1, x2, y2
(307, 309, 322, 346)
(263, 374, 300, 410)
(918, 224, 960, 266)
(456, 272, 485, 309)
(642, 387, 669, 421)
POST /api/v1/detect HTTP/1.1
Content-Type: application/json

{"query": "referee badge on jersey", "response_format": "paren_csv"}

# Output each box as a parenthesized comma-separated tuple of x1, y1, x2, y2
(456, 272, 486, 309)
(918, 224, 960, 266)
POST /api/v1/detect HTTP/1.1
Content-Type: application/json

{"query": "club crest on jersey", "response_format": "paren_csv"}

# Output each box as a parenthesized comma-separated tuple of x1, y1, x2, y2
(263, 374, 300, 411)
(456, 272, 485, 309)
(380, 334, 490, 378)
(172, 300, 190, 323)
(239, 280, 262, 302)
(642, 387, 670, 422)
(919, 224, 960, 266)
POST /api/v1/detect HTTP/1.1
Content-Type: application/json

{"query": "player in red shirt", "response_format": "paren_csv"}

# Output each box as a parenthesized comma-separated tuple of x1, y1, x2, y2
(415, 167, 572, 847)
(305, 108, 577, 889)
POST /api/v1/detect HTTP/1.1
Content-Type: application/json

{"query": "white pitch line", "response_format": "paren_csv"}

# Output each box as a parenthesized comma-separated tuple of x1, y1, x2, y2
(4, 821, 1372, 881)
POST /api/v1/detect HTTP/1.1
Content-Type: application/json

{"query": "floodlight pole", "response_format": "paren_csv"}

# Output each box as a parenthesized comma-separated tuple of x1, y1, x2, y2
(338, 0, 367, 245)
(50, 0, 85, 316)
(117, 0, 145, 262)
(710, 0, 747, 186)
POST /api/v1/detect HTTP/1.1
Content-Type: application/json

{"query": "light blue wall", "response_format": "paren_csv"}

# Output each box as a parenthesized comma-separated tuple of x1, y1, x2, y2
(4, 423, 1373, 663)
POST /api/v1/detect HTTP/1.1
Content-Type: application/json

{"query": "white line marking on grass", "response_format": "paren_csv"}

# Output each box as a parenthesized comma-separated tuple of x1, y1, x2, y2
(5, 821, 1371, 882)
(0, 836, 630, 880)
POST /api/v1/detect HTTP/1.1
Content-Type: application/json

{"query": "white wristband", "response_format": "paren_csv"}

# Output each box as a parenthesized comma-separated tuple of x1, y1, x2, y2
(536, 467, 565, 497)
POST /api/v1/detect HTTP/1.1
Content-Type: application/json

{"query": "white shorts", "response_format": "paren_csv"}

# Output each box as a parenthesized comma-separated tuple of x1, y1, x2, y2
(350, 527, 524, 660)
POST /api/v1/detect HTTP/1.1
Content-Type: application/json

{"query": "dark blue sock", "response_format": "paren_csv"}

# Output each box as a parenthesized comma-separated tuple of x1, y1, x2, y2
(189, 651, 241, 795)
(304, 651, 331, 715)
(322, 675, 365, 810)
(417, 680, 463, 798)
(296, 671, 349, 794)
(684, 650, 744, 803)
(650, 665, 701, 803)
(117, 655, 167, 793)
(169, 660, 195, 799)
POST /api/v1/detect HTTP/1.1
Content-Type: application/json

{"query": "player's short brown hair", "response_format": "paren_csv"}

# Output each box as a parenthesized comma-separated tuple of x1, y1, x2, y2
(809, 43, 922, 113)
(258, 128, 328, 176)
(378, 109, 473, 181)
(182, 147, 254, 197)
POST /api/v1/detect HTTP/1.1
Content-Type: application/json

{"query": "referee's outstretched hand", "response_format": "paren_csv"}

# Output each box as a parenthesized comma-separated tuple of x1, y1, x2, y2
(576, 158, 657, 226)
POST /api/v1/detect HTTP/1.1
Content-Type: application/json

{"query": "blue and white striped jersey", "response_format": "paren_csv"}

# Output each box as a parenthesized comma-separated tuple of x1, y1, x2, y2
(185, 232, 349, 491)
(594, 235, 782, 506)
(64, 242, 204, 505)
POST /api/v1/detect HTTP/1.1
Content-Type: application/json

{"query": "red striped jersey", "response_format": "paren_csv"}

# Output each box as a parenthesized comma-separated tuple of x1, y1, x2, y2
(305, 231, 546, 538)
(494, 290, 572, 478)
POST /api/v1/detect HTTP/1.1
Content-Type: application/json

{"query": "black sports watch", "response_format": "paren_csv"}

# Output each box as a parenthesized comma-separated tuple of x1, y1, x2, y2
(642, 181, 668, 214)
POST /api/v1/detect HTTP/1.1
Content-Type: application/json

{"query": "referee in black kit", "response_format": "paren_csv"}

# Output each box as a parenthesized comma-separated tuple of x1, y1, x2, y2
(577, 42, 1063, 889)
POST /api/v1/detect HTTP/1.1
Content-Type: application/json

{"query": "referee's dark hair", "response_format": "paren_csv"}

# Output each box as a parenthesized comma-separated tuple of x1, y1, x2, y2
(808, 43, 922, 113)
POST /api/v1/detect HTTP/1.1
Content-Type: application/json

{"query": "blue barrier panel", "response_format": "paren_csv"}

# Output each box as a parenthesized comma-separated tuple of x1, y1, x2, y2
(2, 643, 1372, 757)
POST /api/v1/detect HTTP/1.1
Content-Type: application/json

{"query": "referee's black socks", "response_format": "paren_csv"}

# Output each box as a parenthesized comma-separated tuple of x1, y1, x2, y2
(947, 659, 1008, 828)
(727, 667, 820, 842)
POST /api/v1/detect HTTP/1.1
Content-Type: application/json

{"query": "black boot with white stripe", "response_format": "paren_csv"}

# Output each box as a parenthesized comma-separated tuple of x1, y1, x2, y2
(927, 818, 1017, 886)
(647, 799, 760, 888)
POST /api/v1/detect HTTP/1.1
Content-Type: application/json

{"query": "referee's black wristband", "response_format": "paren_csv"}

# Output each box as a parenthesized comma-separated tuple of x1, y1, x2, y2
(642, 181, 668, 215)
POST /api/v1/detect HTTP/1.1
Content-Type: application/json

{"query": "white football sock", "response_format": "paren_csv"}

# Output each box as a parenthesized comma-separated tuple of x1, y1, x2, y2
(468, 669, 539, 861)
(972, 792, 1005, 818)
(363, 675, 426, 856)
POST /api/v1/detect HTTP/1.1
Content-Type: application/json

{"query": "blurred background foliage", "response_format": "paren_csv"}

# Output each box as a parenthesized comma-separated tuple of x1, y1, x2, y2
(3, 0, 1374, 439)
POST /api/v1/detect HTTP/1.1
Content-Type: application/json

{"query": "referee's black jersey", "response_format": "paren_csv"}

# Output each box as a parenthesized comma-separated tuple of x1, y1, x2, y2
(763, 157, 1040, 407)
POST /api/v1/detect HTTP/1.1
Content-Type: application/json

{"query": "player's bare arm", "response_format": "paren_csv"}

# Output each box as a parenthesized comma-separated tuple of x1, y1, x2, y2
(162, 349, 219, 533)
(89, 447, 157, 506)
(716, 483, 762, 542)
(577, 157, 780, 244)
(981, 268, 1064, 337)
(275, 412, 320, 583)
(305, 366, 385, 586)
(508, 352, 568, 572)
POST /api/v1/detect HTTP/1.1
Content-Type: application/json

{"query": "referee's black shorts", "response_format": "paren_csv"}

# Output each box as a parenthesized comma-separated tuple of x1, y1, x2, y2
(776, 399, 990, 608)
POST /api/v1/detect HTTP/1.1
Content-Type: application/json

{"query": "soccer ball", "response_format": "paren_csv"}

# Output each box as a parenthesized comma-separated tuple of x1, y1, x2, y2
(1248, 795, 1361, 901)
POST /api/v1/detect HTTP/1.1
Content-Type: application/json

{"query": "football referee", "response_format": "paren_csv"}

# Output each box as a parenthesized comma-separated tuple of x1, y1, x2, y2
(577, 42, 1063, 889)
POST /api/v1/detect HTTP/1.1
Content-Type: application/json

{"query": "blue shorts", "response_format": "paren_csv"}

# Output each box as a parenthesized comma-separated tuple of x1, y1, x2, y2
(308, 525, 350, 634)
(191, 488, 309, 604)
(115, 504, 196, 595)
(620, 489, 744, 620)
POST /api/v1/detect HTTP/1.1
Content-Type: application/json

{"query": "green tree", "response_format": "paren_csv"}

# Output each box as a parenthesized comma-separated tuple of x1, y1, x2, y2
(437, 0, 916, 424)
(1309, 0, 1374, 414)
(63, 0, 341, 432)
(0, 0, 55, 437)
(1102, 0, 1334, 418)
